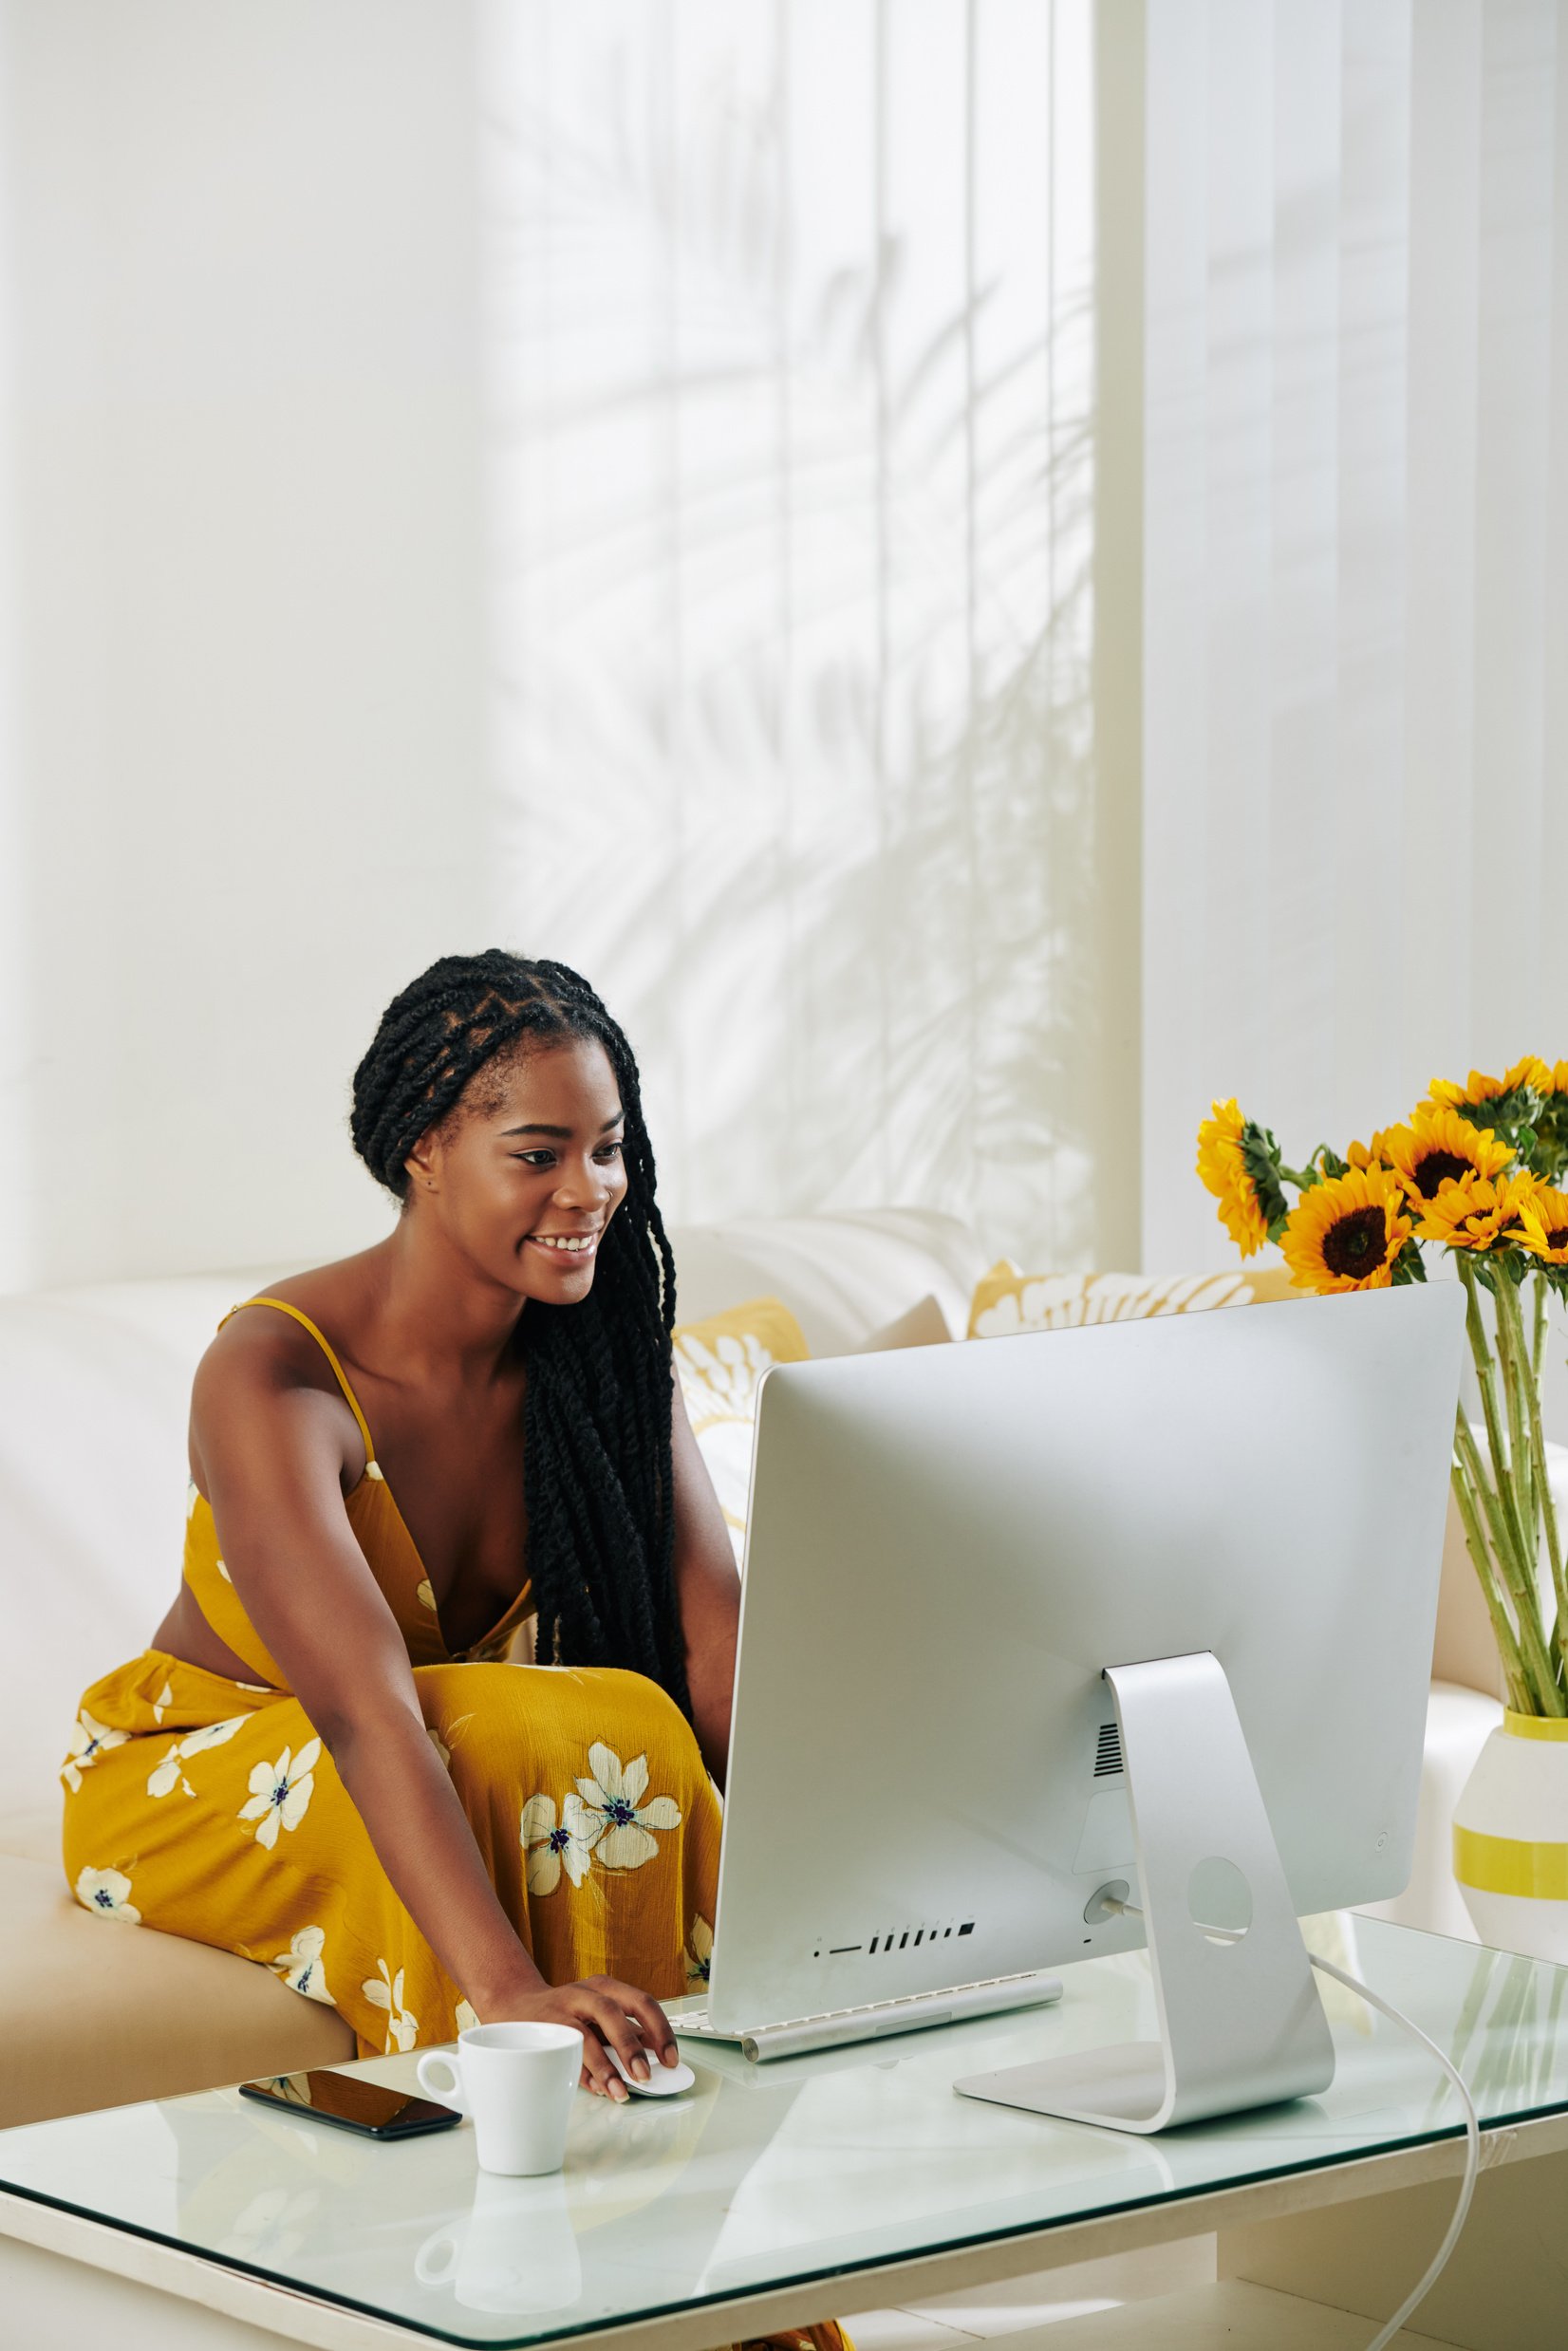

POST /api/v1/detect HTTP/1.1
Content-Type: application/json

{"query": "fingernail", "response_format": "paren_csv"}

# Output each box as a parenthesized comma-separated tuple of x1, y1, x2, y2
(633, 2056, 650, 2081)
(611, 2080, 629, 2102)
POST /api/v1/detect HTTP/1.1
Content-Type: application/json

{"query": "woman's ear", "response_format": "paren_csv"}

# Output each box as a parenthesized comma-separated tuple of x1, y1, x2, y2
(403, 1127, 441, 1195)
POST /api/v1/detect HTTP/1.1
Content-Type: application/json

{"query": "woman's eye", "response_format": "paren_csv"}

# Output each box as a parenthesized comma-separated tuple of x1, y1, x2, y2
(511, 1143, 623, 1168)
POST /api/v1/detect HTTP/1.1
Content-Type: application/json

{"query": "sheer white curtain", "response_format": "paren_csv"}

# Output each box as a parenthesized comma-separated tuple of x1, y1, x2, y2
(479, 0, 1122, 1272)
(1141, 0, 1568, 1274)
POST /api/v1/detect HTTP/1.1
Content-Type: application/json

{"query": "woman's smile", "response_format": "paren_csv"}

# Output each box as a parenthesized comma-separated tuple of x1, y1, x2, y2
(525, 1229, 601, 1261)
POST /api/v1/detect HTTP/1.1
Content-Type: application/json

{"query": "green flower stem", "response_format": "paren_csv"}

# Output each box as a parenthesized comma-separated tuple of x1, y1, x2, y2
(1454, 1415, 1562, 1712)
(1458, 1257, 1537, 1587)
(1533, 1273, 1549, 1386)
(1500, 1270, 1568, 1650)
(1492, 1269, 1538, 1564)
(1450, 1447, 1530, 1712)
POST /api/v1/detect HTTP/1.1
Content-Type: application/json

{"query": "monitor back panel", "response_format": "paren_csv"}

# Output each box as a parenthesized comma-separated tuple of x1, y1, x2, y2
(706, 1283, 1465, 2031)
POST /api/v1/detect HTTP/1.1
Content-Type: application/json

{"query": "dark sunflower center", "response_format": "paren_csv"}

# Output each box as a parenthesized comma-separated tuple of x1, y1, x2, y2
(1322, 1205, 1388, 1278)
(1545, 1225, 1568, 1252)
(1415, 1150, 1471, 1198)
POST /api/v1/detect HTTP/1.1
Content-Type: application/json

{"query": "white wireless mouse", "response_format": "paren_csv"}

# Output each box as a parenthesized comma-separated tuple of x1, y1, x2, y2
(608, 2047, 695, 2097)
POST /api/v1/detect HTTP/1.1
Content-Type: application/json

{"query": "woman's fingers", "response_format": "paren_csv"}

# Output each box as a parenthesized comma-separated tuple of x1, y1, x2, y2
(582, 1987, 657, 2085)
(615, 1983, 680, 2069)
(568, 1979, 681, 2095)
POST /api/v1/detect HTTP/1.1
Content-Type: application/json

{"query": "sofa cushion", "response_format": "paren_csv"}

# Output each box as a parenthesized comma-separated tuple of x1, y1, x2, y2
(0, 1852, 355, 2127)
(673, 1297, 811, 1565)
(967, 1259, 1298, 1339)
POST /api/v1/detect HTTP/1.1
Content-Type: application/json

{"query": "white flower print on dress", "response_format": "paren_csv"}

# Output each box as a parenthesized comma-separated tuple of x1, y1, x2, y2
(74, 1866, 141, 1924)
(148, 1714, 247, 1800)
(269, 1925, 333, 2005)
(573, 1745, 681, 1872)
(61, 1710, 128, 1793)
(426, 1724, 451, 1770)
(182, 1715, 246, 1756)
(520, 1793, 603, 1894)
(238, 1739, 321, 1850)
(151, 1679, 174, 1725)
(147, 1741, 195, 1801)
(454, 1998, 479, 2033)
(363, 1959, 419, 2051)
(684, 1916, 714, 1989)
(187, 1480, 200, 1521)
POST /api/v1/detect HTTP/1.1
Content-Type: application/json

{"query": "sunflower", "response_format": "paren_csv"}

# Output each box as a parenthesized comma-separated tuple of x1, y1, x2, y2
(1428, 1058, 1550, 1113)
(1346, 1132, 1395, 1171)
(1196, 1098, 1269, 1258)
(1516, 1185, 1568, 1266)
(1414, 1169, 1539, 1252)
(1280, 1166, 1413, 1295)
(1381, 1105, 1514, 1204)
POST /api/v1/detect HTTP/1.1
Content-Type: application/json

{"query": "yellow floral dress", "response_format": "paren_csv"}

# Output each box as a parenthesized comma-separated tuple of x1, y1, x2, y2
(59, 1297, 722, 2061)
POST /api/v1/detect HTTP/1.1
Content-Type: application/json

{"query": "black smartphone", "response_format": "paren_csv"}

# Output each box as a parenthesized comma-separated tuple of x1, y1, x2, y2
(238, 2069, 462, 2140)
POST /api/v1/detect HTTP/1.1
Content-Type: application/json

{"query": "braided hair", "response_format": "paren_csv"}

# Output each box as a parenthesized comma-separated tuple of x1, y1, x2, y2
(350, 951, 690, 1715)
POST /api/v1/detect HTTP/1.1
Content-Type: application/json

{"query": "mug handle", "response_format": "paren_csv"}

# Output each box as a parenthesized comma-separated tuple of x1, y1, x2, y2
(417, 2049, 467, 2116)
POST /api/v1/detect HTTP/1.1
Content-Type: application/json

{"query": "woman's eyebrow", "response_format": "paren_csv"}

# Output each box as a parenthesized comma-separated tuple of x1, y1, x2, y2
(500, 1111, 625, 1138)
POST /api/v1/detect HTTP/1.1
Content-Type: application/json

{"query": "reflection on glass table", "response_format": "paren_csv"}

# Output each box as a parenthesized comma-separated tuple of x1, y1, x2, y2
(0, 1917, 1565, 2347)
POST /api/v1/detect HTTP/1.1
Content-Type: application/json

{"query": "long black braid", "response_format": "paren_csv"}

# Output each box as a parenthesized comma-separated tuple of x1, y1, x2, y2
(349, 951, 690, 1717)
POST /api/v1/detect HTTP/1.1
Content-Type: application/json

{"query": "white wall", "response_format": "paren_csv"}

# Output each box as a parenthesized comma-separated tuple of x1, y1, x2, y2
(2, 0, 1564, 1323)
(479, 0, 1139, 1277)
(0, 0, 487, 1288)
(1140, 0, 1568, 1276)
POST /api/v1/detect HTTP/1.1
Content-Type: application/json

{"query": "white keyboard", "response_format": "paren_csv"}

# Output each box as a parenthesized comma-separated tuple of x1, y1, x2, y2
(675, 1968, 1063, 2062)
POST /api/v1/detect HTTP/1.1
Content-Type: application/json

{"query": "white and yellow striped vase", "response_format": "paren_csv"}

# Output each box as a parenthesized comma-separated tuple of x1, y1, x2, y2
(1453, 1711, 1568, 1962)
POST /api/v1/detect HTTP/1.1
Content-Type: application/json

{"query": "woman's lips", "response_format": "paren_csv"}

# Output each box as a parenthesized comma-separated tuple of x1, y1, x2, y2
(525, 1232, 600, 1262)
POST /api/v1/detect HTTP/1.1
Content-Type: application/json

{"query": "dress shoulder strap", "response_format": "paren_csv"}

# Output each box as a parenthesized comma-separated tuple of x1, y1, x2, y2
(221, 1297, 378, 1464)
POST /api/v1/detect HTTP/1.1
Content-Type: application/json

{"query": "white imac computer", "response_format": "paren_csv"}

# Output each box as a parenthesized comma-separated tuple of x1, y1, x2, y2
(681, 1280, 1467, 2134)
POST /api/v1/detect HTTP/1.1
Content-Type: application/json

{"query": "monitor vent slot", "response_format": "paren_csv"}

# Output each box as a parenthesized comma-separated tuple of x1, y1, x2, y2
(1093, 1722, 1124, 1779)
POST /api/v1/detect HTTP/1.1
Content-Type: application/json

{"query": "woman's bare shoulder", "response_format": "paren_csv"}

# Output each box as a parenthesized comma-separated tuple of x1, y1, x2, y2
(193, 1249, 383, 1440)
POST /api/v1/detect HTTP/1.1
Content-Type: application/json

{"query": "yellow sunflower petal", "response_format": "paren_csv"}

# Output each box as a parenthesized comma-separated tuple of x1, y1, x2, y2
(1382, 1104, 1514, 1206)
(1195, 1098, 1269, 1259)
(1414, 1169, 1540, 1252)
(1516, 1184, 1568, 1265)
(1279, 1166, 1412, 1296)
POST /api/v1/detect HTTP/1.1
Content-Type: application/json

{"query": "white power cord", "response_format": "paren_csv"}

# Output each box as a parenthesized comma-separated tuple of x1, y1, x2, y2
(1103, 1899, 1480, 2349)
(1304, 1944, 1479, 2351)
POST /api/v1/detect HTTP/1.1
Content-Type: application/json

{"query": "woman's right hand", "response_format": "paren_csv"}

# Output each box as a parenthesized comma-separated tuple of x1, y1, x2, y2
(493, 1974, 680, 2101)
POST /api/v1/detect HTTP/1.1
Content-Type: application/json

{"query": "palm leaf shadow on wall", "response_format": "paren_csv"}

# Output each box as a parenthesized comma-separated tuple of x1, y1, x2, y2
(484, 13, 1103, 1267)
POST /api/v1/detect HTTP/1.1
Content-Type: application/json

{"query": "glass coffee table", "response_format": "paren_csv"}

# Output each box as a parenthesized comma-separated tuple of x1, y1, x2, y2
(3, 1917, 1567, 2351)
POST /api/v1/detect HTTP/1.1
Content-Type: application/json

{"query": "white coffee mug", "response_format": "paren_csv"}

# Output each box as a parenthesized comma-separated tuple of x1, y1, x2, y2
(417, 2021, 583, 2175)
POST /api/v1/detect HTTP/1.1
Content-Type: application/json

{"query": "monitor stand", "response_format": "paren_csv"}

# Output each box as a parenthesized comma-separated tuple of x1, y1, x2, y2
(953, 1651, 1335, 2133)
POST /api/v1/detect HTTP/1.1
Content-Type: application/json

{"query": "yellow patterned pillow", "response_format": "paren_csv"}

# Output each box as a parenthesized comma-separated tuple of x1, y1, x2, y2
(672, 1297, 810, 1563)
(967, 1260, 1298, 1340)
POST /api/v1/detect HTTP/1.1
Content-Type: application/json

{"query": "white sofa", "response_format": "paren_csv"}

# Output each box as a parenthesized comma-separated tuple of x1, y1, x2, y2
(0, 1208, 1525, 2126)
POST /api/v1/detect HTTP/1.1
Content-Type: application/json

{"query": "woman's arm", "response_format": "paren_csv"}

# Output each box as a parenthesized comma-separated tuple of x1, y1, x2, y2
(191, 1320, 674, 2094)
(668, 1370, 742, 1788)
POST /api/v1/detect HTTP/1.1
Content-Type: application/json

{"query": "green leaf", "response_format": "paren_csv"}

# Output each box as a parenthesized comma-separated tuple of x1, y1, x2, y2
(1239, 1122, 1291, 1234)
(1391, 1241, 1428, 1285)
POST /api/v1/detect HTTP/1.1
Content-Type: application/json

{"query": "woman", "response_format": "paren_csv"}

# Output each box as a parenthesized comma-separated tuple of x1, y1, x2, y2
(62, 952, 740, 2108)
